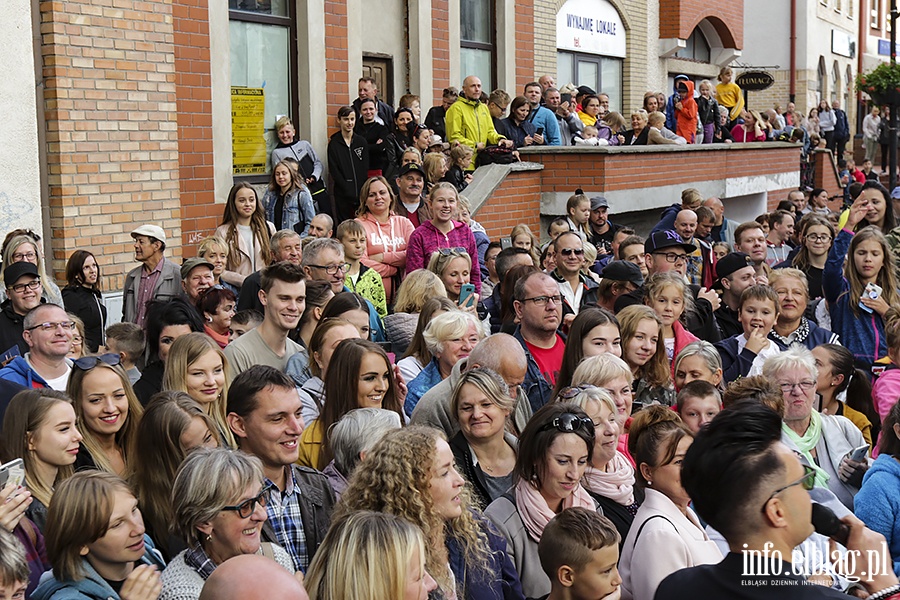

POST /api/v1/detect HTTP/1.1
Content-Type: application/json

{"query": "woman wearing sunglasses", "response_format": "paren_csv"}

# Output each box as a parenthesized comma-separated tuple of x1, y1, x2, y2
(485, 402, 597, 598)
(161, 448, 296, 599)
(32, 471, 166, 600)
(618, 406, 721, 600)
(405, 183, 482, 293)
(66, 354, 143, 476)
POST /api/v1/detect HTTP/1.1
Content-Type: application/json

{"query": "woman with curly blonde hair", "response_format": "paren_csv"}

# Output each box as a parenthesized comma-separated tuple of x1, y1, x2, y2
(337, 426, 524, 598)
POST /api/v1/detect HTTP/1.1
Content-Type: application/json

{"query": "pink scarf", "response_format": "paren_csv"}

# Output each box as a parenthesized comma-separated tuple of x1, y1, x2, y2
(514, 478, 595, 542)
(583, 452, 636, 506)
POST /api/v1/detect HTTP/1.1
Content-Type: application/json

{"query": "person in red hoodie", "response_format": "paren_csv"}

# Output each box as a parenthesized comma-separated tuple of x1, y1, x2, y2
(404, 182, 481, 292)
(674, 80, 698, 144)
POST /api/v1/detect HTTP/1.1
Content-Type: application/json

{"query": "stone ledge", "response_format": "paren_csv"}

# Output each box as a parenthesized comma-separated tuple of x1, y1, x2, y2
(466, 161, 544, 215)
(518, 141, 798, 156)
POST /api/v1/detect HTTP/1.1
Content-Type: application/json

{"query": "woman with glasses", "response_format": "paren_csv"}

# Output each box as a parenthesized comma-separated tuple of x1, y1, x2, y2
(338, 426, 524, 600)
(563, 385, 641, 544)
(774, 214, 834, 300)
(160, 448, 295, 600)
(405, 183, 482, 292)
(763, 346, 868, 510)
(485, 403, 597, 598)
(618, 406, 720, 600)
(162, 333, 235, 448)
(404, 311, 483, 415)
(354, 176, 415, 304)
(0, 233, 63, 306)
(397, 297, 457, 384)
(62, 250, 106, 353)
(130, 392, 220, 561)
(767, 268, 839, 352)
(447, 368, 517, 509)
(66, 354, 143, 475)
(297, 339, 404, 470)
(0, 389, 82, 532)
(32, 471, 166, 600)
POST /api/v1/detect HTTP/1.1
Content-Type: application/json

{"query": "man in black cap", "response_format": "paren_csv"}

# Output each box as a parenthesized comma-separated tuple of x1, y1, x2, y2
(587, 195, 621, 255)
(0, 262, 44, 358)
(597, 260, 643, 312)
(393, 163, 430, 228)
(615, 231, 721, 342)
(714, 252, 760, 338)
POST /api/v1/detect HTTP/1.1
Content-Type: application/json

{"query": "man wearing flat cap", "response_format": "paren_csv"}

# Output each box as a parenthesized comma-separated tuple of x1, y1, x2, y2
(123, 224, 182, 327)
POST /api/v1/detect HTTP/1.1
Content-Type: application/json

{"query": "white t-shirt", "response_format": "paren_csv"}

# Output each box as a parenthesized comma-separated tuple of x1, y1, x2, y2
(43, 368, 71, 391)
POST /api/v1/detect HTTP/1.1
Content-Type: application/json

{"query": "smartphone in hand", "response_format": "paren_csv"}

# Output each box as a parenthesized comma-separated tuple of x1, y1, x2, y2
(459, 283, 476, 309)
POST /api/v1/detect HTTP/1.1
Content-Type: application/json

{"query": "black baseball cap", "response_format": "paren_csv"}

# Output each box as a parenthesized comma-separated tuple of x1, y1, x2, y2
(715, 252, 754, 281)
(398, 163, 426, 178)
(4, 262, 39, 287)
(601, 260, 644, 287)
(644, 230, 696, 254)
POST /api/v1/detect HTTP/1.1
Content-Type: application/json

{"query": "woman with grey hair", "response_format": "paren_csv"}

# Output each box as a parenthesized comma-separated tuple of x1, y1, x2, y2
(404, 310, 483, 415)
(673, 341, 723, 392)
(324, 408, 402, 499)
(449, 367, 518, 508)
(762, 346, 868, 510)
(160, 448, 295, 600)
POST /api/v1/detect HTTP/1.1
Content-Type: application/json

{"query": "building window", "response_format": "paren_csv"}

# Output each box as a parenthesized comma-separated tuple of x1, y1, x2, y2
(831, 61, 841, 102)
(557, 51, 623, 113)
(872, 0, 880, 28)
(817, 57, 826, 103)
(675, 27, 711, 63)
(461, 0, 495, 91)
(229, 0, 297, 176)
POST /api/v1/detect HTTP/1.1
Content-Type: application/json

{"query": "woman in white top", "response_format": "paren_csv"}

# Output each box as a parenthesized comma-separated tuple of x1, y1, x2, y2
(618, 405, 722, 600)
(215, 183, 276, 289)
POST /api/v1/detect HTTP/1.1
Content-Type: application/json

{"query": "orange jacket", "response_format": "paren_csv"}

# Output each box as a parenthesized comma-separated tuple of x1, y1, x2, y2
(675, 80, 698, 143)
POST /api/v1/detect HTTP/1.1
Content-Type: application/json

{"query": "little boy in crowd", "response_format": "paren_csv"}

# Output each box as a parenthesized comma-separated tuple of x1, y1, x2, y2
(0, 529, 29, 600)
(229, 309, 263, 341)
(714, 284, 781, 384)
(675, 380, 722, 434)
(337, 219, 388, 317)
(537, 507, 622, 600)
(104, 322, 145, 385)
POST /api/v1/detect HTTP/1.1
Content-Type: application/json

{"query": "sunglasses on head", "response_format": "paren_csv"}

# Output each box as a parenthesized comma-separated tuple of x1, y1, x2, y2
(72, 353, 121, 371)
(437, 247, 467, 256)
(557, 385, 598, 400)
(538, 412, 595, 435)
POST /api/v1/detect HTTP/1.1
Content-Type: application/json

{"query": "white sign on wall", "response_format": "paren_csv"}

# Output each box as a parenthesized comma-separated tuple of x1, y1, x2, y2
(556, 0, 626, 58)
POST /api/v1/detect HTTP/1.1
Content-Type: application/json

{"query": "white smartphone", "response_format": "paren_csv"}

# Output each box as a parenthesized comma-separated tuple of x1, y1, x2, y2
(859, 282, 883, 313)
(847, 444, 869, 463)
(0, 458, 25, 490)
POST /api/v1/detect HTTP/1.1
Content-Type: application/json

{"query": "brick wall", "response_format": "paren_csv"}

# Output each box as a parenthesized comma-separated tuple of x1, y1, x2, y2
(659, 0, 743, 49)
(515, 0, 535, 90)
(432, 0, 450, 104)
(476, 170, 542, 239)
(325, 0, 350, 135)
(173, 0, 217, 254)
(40, 0, 181, 290)
(813, 150, 843, 200)
(533, 0, 557, 80)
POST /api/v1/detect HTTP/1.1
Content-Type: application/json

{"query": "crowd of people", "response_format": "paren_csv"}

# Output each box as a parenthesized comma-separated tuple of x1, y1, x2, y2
(3, 71, 900, 600)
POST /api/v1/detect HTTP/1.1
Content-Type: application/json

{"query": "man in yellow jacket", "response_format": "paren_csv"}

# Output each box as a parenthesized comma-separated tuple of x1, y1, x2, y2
(446, 75, 513, 165)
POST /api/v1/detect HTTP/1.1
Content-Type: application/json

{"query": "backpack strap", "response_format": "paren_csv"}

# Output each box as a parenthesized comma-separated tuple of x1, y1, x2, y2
(260, 542, 276, 561)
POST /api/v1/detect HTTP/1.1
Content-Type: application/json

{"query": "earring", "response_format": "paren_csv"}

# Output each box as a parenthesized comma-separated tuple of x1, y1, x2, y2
(206, 316, 213, 323)
(206, 534, 212, 542)
(647, 480, 652, 486)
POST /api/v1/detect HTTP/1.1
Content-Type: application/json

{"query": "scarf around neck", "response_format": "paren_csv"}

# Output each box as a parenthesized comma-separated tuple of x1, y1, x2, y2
(583, 452, 636, 506)
(515, 477, 595, 542)
(782, 410, 830, 487)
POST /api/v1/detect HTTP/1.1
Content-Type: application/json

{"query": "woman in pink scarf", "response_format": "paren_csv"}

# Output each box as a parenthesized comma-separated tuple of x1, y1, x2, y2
(485, 403, 598, 598)
(563, 385, 640, 544)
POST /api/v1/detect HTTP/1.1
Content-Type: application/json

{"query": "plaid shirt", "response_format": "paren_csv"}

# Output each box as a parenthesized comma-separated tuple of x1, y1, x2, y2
(265, 467, 309, 572)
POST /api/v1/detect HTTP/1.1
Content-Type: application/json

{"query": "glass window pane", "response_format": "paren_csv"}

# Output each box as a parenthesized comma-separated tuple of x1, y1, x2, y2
(600, 59, 622, 113)
(557, 53, 574, 88)
(461, 0, 491, 43)
(230, 21, 290, 171)
(577, 60, 599, 94)
(461, 48, 492, 91)
(229, 0, 288, 17)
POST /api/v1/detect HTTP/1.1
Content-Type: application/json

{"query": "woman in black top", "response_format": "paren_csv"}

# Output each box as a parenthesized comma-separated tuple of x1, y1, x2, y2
(62, 250, 107, 353)
(500, 96, 537, 149)
(354, 97, 391, 177)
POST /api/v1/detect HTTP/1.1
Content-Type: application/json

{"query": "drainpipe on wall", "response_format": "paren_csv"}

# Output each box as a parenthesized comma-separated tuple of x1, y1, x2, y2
(789, 0, 796, 103)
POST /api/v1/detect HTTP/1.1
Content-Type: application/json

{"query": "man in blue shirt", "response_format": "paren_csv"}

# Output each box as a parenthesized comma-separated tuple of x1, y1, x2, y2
(523, 82, 561, 146)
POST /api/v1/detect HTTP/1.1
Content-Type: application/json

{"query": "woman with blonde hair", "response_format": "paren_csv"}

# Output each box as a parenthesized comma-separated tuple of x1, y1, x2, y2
(339, 426, 524, 599)
(397, 297, 458, 384)
(423, 152, 449, 193)
(215, 183, 275, 289)
(66, 355, 143, 475)
(0, 233, 62, 305)
(130, 391, 219, 560)
(383, 269, 447, 355)
(305, 511, 436, 600)
(0, 390, 82, 531)
(33, 471, 165, 600)
(162, 332, 234, 447)
(617, 305, 675, 408)
(572, 353, 636, 466)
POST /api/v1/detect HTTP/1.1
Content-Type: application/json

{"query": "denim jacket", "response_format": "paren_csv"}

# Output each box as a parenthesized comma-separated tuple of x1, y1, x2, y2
(263, 187, 315, 236)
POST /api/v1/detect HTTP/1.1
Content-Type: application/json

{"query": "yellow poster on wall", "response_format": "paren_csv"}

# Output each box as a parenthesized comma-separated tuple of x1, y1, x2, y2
(231, 87, 266, 175)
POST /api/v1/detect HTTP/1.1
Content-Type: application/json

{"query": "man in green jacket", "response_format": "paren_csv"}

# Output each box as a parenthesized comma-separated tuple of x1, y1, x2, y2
(445, 75, 513, 163)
